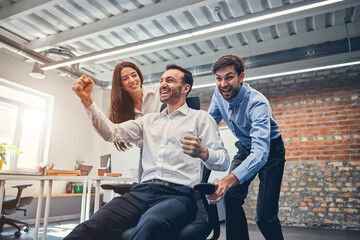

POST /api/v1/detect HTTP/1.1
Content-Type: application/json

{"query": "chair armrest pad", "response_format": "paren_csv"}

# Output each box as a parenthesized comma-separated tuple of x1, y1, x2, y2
(101, 184, 131, 195)
(194, 183, 216, 195)
(11, 184, 32, 189)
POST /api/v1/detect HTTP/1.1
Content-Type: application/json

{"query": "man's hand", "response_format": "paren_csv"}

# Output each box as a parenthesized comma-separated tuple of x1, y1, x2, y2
(181, 135, 209, 161)
(207, 173, 239, 204)
(72, 75, 94, 108)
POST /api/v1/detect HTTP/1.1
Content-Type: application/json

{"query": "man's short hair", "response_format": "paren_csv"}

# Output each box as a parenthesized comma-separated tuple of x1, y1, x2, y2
(165, 64, 193, 95)
(212, 55, 245, 76)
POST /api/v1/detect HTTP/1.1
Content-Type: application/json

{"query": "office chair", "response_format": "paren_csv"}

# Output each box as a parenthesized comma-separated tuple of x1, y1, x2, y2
(102, 97, 221, 240)
(0, 184, 33, 237)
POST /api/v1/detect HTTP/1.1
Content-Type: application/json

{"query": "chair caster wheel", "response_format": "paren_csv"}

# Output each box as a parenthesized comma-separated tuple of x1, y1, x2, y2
(14, 231, 21, 237)
(23, 226, 29, 232)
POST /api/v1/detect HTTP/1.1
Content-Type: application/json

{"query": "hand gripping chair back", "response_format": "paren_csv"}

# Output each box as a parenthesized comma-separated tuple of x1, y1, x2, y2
(0, 184, 33, 238)
(102, 97, 221, 240)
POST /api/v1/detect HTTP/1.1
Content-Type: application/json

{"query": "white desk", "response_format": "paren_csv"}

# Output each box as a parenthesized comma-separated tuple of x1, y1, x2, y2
(0, 175, 135, 240)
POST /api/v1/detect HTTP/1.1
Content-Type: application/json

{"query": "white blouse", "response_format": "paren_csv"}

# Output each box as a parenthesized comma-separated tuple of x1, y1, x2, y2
(135, 83, 162, 118)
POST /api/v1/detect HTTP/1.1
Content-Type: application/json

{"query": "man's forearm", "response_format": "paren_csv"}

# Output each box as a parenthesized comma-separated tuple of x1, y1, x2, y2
(200, 145, 209, 161)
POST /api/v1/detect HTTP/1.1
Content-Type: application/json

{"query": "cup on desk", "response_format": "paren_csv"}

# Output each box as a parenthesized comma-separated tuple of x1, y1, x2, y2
(73, 183, 83, 193)
(98, 168, 106, 176)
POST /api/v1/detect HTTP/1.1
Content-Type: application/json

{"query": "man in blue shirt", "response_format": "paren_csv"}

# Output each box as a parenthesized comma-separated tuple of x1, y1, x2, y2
(207, 55, 286, 240)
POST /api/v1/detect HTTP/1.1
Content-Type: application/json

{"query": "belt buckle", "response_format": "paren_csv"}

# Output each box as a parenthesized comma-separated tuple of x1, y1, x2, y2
(155, 179, 169, 186)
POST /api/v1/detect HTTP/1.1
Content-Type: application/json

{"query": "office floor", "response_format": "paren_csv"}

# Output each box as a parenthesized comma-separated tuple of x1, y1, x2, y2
(1, 220, 359, 240)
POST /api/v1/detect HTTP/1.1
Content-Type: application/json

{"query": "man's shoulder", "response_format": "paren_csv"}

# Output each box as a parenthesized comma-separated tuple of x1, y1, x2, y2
(188, 108, 214, 120)
(248, 85, 269, 104)
(139, 111, 161, 121)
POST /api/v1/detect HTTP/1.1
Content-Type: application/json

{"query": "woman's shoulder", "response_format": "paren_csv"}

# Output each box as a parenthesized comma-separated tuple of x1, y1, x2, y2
(143, 83, 160, 93)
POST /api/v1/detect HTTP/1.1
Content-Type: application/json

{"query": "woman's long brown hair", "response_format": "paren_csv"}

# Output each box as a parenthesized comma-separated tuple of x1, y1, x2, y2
(108, 61, 144, 151)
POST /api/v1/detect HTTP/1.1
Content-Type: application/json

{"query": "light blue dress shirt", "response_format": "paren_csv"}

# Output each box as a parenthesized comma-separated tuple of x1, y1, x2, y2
(208, 83, 280, 184)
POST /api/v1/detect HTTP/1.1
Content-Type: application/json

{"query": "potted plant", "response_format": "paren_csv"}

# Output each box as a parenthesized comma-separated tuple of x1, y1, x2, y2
(0, 143, 21, 170)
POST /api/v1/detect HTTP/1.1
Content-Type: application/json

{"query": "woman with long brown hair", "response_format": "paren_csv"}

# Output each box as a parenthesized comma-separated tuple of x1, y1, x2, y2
(108, 61, 162, 151)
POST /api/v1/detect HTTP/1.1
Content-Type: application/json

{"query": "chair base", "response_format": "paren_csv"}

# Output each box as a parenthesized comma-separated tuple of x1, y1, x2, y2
(0, 215, 29, 237)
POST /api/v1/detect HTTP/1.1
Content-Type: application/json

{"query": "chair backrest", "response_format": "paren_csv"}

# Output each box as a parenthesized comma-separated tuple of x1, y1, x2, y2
(2, 184, 33, 215)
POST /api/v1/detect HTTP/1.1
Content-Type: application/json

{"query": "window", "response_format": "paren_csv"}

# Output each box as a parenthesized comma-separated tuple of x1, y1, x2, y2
(0, 78, 53, 173)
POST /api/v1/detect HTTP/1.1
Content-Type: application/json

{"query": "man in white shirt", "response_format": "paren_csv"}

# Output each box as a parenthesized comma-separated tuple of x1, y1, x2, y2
(65, 64, 229, 240)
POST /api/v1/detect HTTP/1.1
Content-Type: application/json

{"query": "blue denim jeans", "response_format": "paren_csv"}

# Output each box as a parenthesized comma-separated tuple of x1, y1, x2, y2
(225, 136, 286, 240)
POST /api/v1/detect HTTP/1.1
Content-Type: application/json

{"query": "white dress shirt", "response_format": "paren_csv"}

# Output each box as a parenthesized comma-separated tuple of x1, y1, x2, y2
(86, 102, 230, 187)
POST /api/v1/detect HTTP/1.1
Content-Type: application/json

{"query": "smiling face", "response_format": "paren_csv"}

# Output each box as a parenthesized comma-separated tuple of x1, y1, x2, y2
(120, 67, 142, 95)
(159, 68, 188, 104)
(215, 65, 244, 102)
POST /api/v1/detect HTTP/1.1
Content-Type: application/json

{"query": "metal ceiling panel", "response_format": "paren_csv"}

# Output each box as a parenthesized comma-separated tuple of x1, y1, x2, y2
(0, 0, 359, 87)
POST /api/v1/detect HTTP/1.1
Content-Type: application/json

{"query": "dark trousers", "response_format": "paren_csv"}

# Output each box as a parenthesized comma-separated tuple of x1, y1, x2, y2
(225, 136, 286, 240)
(64, 182, 197, 240)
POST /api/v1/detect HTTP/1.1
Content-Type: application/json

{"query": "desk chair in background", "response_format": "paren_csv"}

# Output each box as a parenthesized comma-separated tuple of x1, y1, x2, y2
(102, 97, 221, 240)
(0, 184, 33, 238)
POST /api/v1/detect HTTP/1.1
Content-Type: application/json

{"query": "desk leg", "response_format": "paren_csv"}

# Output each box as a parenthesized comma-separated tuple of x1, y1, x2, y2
(0, 180, 5, 215)
(34, 180, 44, 240)
(94, 180, 100, 213)
(42, 180, 53, 240)
(80, 180, 87, 223)
(85, 179, 91, 220)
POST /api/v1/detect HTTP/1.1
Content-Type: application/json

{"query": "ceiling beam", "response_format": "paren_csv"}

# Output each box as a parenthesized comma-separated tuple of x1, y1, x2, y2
(193, 54, 360, 88)
(40, 0, 359, 71)
(25, 0, 220, 51)
(0, 0, 65, 24)
(94, 21, 358, 78)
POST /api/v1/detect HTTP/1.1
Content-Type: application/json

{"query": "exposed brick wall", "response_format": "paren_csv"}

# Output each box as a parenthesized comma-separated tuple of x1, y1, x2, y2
(189, 65, 360, 230)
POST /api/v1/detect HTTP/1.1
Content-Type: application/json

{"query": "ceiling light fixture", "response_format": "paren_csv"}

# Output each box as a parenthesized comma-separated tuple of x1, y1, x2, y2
(41, 33, 192, 71)
(30, 62, 45, 79)
(192, 59, 360, 89)
(41, 0, 345, 71)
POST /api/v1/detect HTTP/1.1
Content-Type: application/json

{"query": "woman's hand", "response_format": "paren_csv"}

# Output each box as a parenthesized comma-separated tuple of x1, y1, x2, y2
(72, 75, 94, 108)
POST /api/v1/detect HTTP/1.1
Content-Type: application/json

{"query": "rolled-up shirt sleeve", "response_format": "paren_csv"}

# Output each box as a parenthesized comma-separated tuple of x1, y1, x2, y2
(85, 102, 143, 143)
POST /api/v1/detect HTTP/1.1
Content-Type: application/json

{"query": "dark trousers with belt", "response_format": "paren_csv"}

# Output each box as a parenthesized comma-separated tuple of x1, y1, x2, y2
(64, 182, 197, 240)
(225, 136, 286, 240)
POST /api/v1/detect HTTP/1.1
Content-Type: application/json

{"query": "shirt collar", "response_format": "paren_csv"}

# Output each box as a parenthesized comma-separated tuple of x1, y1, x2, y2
(229, 82, 248, 108)
(160, 102, 189, 117)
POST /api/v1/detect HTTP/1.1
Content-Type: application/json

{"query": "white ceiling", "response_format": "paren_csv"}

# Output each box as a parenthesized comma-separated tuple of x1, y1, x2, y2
(0, 0, 359, 87)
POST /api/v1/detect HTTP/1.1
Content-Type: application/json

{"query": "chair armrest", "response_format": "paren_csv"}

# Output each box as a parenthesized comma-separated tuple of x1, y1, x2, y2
(11, 184, 32, 190)
(205, 203, 220, 240)
(194, 183, 216, 195)
(194, 183, 220, 240)
(101, 184, 131, 195)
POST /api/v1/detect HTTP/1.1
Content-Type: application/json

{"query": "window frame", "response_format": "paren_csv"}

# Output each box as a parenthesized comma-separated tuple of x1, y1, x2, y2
(0, 78, 53, 174)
